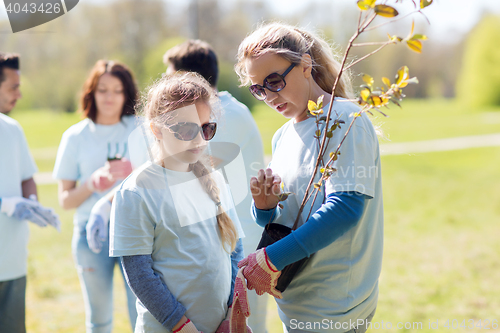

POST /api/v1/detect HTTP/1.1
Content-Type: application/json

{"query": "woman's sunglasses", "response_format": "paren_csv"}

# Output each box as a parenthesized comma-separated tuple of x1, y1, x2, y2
(249, 63, 296, 101)
(167, 122, 217, 141)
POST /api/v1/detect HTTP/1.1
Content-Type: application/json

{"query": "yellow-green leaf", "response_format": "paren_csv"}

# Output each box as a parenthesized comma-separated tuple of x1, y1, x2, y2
(360, 87, 371, 102)
(374, 5, 399, 17)
(407, 39, 423, 53)
(357, 0, 376, 11)
(317, 95, 324, 109)
(308, 100, 318, 111)
(362, 74, 374, 87)
(420, 0, 433, 9)
(281, 182, 284, 191)
(395, 66, 410, 86)
(387, 33, 403, 43)
(382, 77, 391, 87)
(411, 34, 428, 41)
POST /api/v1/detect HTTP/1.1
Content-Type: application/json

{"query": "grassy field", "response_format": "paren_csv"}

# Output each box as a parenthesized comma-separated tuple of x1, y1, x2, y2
(8, 98, 500, 332)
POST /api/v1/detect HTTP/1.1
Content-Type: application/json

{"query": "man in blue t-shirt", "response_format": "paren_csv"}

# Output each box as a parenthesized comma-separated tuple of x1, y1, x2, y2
(0, 52, 60, 333)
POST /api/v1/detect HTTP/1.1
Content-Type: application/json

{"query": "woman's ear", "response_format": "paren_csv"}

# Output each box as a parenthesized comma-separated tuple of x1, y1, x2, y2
(150, 122, 162, 140)
(301, 54, 313, 79)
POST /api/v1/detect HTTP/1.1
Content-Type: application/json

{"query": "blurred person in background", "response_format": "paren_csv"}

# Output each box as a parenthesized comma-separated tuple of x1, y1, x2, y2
(0, 52, 60, 333)
(163, 39, 268, 333)
(53, 60, 141, 333)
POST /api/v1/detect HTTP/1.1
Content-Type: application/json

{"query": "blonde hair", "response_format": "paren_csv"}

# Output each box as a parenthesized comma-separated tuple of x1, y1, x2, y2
(235, 22, 353, 99)
(142, 72, 238, 252)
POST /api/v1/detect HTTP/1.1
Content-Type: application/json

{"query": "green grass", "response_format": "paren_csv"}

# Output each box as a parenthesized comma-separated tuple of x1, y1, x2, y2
(377, 147, 500, 333)
(9, 100, 500, 332)
(9, 109, 81, 172)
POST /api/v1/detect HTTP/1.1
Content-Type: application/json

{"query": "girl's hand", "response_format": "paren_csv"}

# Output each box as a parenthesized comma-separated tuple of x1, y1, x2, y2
(250, 168, 281, 210)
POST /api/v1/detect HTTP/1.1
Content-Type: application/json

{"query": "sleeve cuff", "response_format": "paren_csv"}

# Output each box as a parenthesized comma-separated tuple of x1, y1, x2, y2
(251, 202, 281, 227)
(265, 231, 310, 271)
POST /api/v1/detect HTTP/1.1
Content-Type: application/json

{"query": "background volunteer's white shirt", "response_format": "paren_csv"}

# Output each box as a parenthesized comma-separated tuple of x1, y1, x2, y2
(213, 91, 265, 254)
(268, 99, 383, 332)
(52, 115, 140, 226)
(0, 113, 38, 281)
(110, 162, 241, 333)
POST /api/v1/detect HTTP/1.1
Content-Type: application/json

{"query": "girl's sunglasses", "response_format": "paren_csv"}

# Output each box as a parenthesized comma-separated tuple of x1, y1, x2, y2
(248, 63, 296, 101)
(167, 122, 217, 141)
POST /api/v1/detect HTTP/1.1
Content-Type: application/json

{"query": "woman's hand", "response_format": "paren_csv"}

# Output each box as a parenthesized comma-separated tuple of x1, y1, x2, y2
(107, 158, 133, 180)
(86, 158, 133, 193)
(250, 168, 281, 210)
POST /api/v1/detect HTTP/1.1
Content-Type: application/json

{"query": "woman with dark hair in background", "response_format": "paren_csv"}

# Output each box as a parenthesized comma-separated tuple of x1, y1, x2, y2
(53, 60, 140, 333)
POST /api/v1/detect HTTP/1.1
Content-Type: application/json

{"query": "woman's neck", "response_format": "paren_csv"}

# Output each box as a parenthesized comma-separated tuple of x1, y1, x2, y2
(95, 113, 121, 125)
(294, 80, 332, 123)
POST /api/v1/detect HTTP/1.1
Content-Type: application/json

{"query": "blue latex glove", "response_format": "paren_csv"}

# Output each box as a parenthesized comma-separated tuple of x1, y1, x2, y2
(86, 197, 112, 254)
(0, 195, 61, 231)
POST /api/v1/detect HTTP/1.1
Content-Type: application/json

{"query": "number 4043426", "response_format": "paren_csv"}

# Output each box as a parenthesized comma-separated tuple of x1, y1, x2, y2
(5, 2, 62, 14)
(442, 319, 498, 330)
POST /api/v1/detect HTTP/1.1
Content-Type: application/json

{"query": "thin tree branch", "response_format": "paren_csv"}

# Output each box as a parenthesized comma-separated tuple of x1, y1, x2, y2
(363, 9, 421, 32)
(352, 41, 393, 47)
(345, 42, 392, 71)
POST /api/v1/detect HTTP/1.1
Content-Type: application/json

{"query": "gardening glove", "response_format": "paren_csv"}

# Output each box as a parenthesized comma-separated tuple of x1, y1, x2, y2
(173, 319, 203, 333)
(86, 196, 112, 253)
(238, 248, 282, 299)
(0, 195, 61, 231)
(29, 195, 61, 232)
(223, 270, 252, 333)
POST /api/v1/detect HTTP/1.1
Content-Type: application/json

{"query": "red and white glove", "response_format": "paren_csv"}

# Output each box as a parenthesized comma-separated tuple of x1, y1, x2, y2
(173, 319, 202, 333)
(231, 270, 253, 333)
(215, 269, 253, 333)
(238, 248, 282, 299)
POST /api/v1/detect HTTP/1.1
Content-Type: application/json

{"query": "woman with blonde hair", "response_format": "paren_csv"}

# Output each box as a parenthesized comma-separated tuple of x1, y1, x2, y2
(235, 23, 383, 333)
(109, 72, 248, 333)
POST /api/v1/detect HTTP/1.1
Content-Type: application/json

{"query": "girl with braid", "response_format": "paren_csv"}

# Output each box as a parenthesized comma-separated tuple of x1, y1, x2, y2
(109, 72, 249, 333)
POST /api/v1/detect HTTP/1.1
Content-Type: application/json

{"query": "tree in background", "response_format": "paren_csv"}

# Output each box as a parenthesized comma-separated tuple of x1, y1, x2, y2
(457, 14, 500, 108)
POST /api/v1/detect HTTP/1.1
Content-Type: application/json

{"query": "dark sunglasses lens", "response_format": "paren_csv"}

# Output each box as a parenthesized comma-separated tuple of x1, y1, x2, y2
(175, 123, 199, 141)
(202, 123, 217, 140)
(249, 85, 266, 100)
(265, 73, 285, 92)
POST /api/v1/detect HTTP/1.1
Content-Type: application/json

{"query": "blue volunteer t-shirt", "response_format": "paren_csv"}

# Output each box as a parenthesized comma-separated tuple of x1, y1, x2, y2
(53, 115, 140, 226)
(0, 113, 38, 281)
(267, 99, 383, 332)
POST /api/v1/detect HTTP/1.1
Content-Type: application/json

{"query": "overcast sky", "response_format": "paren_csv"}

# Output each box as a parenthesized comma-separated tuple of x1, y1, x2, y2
(1, 0, 499, 42)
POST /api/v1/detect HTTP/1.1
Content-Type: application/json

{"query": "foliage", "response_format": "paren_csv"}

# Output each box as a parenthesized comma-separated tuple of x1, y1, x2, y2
(280, 0, 432, 226)
(140, 37, 187, 88)
(456, 15, 500, 108)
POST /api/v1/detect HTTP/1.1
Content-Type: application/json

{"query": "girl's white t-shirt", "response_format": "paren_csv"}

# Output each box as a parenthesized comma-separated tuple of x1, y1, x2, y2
(110, 162, 242, 333)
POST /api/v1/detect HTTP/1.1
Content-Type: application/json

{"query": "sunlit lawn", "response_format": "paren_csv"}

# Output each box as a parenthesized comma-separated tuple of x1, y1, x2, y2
(10, 98, 500, 332)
